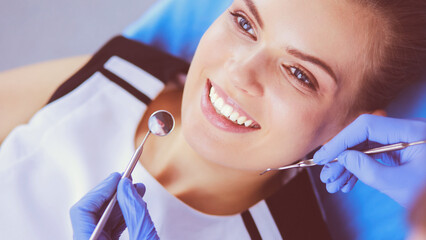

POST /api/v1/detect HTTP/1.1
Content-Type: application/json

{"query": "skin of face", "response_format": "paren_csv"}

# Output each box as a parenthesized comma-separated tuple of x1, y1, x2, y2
(181, 0, 376, 171)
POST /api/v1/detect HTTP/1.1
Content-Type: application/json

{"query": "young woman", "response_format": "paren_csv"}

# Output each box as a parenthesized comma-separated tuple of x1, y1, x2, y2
(1, 0, 425, 239)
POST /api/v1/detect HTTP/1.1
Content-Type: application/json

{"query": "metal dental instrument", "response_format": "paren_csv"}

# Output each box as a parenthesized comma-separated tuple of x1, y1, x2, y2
(259, 140, 426, 175)
(90, 110, 175, 240)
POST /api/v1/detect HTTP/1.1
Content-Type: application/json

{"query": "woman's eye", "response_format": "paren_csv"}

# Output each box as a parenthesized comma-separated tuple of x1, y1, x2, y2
(237, 16, 255, 35)
(229, 11, 256, 39)
(289, 66, 316, 90)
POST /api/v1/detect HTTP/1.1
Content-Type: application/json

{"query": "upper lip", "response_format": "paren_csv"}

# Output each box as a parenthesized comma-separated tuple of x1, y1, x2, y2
(209, 79, 261, 128)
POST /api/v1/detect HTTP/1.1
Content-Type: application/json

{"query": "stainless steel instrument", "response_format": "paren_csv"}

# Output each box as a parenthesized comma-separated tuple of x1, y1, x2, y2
(260, 140, 426, 175)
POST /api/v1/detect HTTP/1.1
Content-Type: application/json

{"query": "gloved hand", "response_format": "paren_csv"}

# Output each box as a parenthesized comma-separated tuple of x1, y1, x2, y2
(70, 172, 158, 240)
(117, 178, 159, 240)
(313, 114, 426, 207)
(70, 172, 127, 240)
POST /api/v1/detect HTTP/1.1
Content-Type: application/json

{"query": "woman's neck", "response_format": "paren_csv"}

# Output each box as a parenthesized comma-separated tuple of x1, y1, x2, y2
(136, 86, 283, 215)
(142, 127, 283, 215)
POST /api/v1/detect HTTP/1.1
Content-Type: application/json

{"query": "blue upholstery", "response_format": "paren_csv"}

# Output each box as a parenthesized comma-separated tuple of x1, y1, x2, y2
(123, 1, 426, 239)
(123, 0, 232, 62)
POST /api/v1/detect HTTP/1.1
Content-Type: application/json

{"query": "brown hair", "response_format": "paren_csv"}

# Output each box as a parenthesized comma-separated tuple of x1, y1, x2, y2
(351, 0, 426, 113)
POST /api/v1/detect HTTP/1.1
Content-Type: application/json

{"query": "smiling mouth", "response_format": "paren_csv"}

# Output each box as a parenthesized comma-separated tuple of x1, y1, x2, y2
(206, 79, 261, 130)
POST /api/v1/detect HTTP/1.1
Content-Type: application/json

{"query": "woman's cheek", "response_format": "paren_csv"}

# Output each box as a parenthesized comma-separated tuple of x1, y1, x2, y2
(270, 95, 323, 153)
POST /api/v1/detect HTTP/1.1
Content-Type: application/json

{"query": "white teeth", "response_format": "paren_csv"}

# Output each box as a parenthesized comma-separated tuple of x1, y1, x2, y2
(209, 87, 216, 98)
(237, 116, 247, 125)
(229, 112, 239, 121)
(209, 85, 257, 128)
(221, 105, 233, 117)
(214, 98, 224, 110)
(209, 87, 218, 103)
(210, 93, 218, 103)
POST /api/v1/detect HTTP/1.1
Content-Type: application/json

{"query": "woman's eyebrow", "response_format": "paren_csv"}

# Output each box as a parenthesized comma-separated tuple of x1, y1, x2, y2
(287, 47, 338, 84)
(242, 0, 264, 28)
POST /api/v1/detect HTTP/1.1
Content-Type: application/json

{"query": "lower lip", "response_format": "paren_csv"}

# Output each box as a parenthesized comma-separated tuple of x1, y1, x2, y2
(200, 80, 260, 133)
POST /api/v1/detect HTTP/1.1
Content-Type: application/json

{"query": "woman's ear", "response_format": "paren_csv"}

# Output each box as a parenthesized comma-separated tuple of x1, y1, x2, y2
(321, 109, 387, 145)
(370, 109, 387, 117)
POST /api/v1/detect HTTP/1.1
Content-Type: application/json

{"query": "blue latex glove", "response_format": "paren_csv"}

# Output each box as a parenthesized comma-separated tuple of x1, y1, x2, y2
(117, 178, 159, 240)
(313, 114, 426, 207)
(70, 172, 127, 240)
(70, 173, 158, 240)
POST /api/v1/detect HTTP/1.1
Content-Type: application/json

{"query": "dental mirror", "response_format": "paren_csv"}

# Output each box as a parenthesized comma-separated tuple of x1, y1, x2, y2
(148, 110, 175, 136)
(90, 110, 174, 240)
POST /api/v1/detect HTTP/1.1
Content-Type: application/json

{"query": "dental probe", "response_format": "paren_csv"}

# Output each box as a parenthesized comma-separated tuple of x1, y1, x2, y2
(259, 140, 426, 175)
(90, 110, 175, 240)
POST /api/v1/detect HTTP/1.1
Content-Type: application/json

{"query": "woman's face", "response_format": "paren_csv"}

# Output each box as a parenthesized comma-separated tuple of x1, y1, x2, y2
(181, 0, 375, 171)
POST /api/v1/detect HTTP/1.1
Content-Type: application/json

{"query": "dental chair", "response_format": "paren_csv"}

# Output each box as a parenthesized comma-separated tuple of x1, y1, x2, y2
(122, 0, 426, 239)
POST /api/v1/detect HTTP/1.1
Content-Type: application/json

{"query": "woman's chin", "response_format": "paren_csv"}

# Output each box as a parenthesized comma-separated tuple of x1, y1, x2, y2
(181, 129, 269, 173)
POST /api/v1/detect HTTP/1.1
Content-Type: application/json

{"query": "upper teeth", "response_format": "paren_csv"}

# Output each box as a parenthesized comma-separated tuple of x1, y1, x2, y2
(209, 86, 254, 127)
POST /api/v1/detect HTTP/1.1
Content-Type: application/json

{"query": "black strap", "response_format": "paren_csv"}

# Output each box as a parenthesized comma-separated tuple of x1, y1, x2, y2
(48, 36, 189, 104)
(100, 69, 152, 105)
(241, 210, 262, 240)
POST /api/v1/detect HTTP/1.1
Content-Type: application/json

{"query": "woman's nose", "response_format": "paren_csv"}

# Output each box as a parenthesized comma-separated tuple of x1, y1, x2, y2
(225, 50, 267, 97)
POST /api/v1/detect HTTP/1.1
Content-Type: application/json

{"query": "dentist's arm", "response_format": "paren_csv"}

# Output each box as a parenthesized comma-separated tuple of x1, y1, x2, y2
(313, 114, 426, 207)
